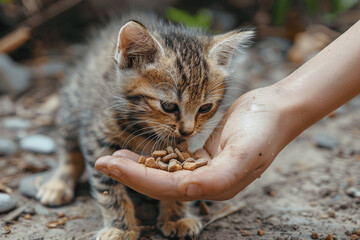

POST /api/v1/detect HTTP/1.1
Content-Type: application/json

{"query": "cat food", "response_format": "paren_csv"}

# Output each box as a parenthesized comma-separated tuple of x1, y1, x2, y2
(144, 157, 159, 169)
(183, 162, 197, 170)
(138, 142, 208, 172)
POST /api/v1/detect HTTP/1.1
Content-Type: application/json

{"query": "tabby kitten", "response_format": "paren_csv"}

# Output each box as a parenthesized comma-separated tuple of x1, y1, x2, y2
(36, 14, 253, 239)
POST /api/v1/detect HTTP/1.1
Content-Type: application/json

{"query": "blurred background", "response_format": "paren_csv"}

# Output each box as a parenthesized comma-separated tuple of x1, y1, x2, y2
(0, 1, 360, 239)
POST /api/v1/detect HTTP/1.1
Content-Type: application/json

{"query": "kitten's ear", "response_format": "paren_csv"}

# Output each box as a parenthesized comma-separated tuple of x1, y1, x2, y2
(114, 20, 163, 68)
(208, 30, 254, 66)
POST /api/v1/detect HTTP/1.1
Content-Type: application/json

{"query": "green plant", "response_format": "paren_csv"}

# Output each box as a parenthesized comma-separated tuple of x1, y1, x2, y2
(272, 0, 359, 25)
(0, 0, 12, 4)
(165, 7, 212, 30)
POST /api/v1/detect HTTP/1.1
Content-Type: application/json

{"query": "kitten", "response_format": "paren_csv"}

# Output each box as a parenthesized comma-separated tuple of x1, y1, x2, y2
(36, 14, 253, 239)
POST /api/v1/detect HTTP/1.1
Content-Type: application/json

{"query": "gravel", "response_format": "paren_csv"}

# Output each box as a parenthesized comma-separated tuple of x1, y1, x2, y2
(19, 170, 54, 198)
(3, 117, 30, 130)
(0, 193, 17, 213)
(20, 135, 56, 154)
(0, 54, 32, 94)
(0, 138, 17, 155)
(314, 133, 339, 149)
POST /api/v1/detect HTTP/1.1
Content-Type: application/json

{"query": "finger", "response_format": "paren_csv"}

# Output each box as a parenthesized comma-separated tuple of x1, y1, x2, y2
(95, 155, 114, 176)
(112, 149, 141, 162)
(177, 142, 265, 200)
(96, 156, 193, 200)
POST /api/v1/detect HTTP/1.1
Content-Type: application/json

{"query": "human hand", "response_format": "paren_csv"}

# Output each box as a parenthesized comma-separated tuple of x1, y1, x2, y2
(95, 86, 299, 201)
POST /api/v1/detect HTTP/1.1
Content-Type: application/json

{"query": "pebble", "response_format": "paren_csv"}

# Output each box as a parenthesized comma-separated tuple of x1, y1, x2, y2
(20, 135, 56, 154)
(0, 193, 17, 213)
(0, 54, 32, 94)
(47, 229, 66, 239)
(345, 187, 360, 198)
(34, 204, 50, 215)
(314, 133, 338, 149)
(0, 138, 17, 155)
(3, 117, 30, 130)
(19, 170, 53, 198)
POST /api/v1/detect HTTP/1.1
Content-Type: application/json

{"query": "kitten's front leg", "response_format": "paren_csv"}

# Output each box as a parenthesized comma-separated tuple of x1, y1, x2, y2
(91, 177, 139, 240)
(157, 201, 202, 238)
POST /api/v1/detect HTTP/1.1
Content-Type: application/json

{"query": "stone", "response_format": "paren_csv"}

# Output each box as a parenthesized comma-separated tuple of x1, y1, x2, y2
(0, 193, 17, 213)
(346, 187, 360, 198)
(0, 138, 17, 155)
(19, 170, 54, 199)
(20, 135, 56, 154)
(314, 133, 338, 149)
(34, 204, 50, 215)
(3, 117, 30, 130)
(0, 54, 32, 94)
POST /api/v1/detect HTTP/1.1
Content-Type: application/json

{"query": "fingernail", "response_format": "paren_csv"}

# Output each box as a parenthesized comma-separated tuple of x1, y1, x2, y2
(185, 184, 202, 197)
(112, 151, 123, 157)
(97, 167, 111, 176)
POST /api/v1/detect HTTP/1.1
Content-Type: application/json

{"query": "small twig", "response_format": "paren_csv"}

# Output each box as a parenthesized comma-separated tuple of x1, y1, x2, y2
(0, 26, 31, 53)
(201, 201, 247, 230)
(0, 183, 13, 194)
(0, 0, 84, 53)
(1, 205, 28, 224)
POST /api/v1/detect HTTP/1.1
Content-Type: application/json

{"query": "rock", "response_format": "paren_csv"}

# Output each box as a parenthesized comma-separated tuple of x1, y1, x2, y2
(346, 187, 360, 198)
(48, 229, 66, 239)
(314, 133, 338, 149)
(288, 31, 331, 64)
(0, 54, 32, 94)
(20, 135, 56, 154)
(3, 117, 30, 130)
(0, 193, 17, 213)
(19, 170, 54, 199)
(34, 204, 50, 215)
(0, 138, 17, 155)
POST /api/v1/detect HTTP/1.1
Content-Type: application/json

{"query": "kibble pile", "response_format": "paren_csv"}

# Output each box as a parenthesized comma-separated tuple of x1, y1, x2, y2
(138, 142, 208, 172)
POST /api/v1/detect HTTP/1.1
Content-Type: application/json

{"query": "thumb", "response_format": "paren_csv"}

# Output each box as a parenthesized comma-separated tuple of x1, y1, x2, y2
(112, 149, 142, 162)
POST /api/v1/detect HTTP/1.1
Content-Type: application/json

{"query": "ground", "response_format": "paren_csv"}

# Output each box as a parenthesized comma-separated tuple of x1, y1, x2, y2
(0, 31, 360, 240)
(1, 84, 359, 240)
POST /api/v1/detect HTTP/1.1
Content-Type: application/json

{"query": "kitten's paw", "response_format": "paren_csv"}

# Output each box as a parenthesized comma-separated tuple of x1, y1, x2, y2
(36, 179, 73, 206)
(95, 227, 138, 240)
(158, 217, 202, 238)
(157, 220, 177, 238)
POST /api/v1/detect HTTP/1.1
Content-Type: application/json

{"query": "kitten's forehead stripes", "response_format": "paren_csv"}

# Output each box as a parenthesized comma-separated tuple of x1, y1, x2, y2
(162, 32, 210, 102)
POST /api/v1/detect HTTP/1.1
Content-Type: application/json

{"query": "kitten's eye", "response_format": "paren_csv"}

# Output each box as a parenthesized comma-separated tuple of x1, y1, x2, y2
(161, 102, 178, 113)
(198, 103, 213, 114)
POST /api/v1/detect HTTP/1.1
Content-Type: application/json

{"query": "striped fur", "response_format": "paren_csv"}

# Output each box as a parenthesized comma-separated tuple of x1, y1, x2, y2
(37, 14, 253, 239)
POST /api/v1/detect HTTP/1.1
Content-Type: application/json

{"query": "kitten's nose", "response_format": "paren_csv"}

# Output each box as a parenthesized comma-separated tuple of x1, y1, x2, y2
(179, 121, 194, 136)
(179, 128, 194, 136)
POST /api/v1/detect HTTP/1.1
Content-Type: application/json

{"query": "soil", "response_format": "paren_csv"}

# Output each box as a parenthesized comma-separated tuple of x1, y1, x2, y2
(1, 86, 359, 240)
(0, 9, 360, 239)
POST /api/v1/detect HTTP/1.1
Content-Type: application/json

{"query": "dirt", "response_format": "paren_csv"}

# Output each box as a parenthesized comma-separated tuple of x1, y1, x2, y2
(1, 90, 359, 240)
(0, 18, 360, 239)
